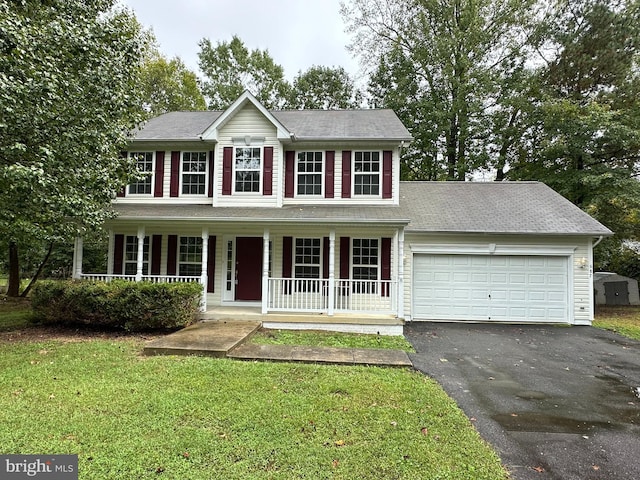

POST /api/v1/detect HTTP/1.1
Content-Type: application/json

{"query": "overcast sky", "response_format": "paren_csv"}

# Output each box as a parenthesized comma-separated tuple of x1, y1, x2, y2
(119, 0, 361, 82)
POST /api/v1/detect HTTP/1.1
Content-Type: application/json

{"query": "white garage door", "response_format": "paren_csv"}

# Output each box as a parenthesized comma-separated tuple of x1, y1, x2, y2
(412, 254, 569, 322)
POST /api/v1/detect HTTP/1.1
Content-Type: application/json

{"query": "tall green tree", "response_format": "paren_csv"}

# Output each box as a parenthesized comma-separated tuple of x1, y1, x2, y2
(506, 0, 640, 263)
(286, 66, 362, 109)
(0, 0, 147, 296)
(139, 48, 206, 116)
(344, 0, 537, 180)
(198, 35, 289, 110)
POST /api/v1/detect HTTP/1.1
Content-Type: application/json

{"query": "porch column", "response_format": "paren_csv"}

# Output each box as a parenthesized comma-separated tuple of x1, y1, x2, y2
(328, 230, 336, 316)
(135, 226, 145, 281)
(261, 229, 270, 314)
(200, 229, 209, 312)
(107, 230, 114, 275)
(72, 236, 83, 279)
(397, 228, 405, 318)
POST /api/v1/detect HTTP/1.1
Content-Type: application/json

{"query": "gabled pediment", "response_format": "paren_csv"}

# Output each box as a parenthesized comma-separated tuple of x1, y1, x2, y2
(200, 90, 292, 141)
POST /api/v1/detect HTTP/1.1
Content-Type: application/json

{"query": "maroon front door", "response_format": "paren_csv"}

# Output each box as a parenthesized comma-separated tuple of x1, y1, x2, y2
(235, 237, 263, 301)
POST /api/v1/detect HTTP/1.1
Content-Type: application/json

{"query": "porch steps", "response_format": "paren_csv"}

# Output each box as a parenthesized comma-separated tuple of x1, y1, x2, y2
(143, 320, 261, 357)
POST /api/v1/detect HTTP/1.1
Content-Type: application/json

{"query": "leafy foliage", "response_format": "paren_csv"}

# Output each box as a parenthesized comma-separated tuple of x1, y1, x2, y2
(31, 280, 202, 331)
(287, 66, 363, 109)
(139, 48, 206, 116)
(198, 35, 289, 109)
(0, 0, 147, 294)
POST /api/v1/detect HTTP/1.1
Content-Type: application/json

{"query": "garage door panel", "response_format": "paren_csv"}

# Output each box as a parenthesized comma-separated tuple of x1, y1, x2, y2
(413, 254, 569, 323)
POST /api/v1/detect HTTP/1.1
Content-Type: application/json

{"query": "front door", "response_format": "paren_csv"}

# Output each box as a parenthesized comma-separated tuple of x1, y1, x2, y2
(235, 237, 263, 301)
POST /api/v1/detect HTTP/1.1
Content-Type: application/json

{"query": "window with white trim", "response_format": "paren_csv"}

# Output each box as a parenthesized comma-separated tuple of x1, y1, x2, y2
(178, 237, 202, 276)
(353, 151, 380, 196)
(234, 147, 261, 193)
(296, 152, 323, 195)
(352, 238, 379, 280)
(295, 238, 321, 279)
(182, 152, 207, 195)
(128, 152, 153, 195)
(124, 236, 149, 275)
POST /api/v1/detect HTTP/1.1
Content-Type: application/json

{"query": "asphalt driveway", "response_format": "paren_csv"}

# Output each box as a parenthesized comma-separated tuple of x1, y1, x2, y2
(405, 323, 640, 480)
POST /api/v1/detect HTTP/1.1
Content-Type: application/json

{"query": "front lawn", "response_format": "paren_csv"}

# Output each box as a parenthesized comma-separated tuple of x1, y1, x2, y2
(0, 302, 507, 479)
(594, 306, 640, 340)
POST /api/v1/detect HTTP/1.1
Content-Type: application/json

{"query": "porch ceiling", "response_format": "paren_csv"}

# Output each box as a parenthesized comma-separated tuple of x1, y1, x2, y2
(109, 204, 410, 225)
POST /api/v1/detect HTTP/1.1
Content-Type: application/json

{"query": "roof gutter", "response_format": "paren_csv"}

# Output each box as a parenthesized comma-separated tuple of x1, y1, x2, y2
(110, 216, 410, 226)
(593, 235, 604, 248)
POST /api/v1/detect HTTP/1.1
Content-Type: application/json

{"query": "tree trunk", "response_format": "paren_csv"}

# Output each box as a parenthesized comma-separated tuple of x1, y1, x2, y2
(7, 241, 20, 297)
(21, 243, 54, 298)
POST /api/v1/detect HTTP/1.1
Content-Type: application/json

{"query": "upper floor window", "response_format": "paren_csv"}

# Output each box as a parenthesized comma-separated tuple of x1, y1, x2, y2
(354, 151, 380, 196)
(235, 147, 261, 193)
(296, 152, 323, 196)
(124, 235, 149, 275)
(182, 152, 207, 195)
(128, 152, 153, 195)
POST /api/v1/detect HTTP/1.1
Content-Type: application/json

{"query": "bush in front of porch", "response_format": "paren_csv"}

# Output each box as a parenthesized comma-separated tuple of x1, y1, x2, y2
(31, 280, 201, 331)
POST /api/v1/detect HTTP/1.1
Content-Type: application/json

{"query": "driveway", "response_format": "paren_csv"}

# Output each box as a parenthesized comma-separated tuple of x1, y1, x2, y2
(405, 323, 640, 480)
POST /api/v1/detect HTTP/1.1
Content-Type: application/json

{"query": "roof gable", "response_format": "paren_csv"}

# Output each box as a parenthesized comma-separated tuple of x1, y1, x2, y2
(200, 90, 292, 141)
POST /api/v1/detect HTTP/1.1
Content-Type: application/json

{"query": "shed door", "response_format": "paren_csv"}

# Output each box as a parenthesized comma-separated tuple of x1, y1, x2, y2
(604, 281, 630, 305)
(412, 254, 569, 323)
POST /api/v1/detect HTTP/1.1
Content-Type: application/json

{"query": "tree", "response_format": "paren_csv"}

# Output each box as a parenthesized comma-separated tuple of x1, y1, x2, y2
(344, 0, 537, 180)
(198, 35, 289, 110)
(139, 48, 206, 116)
(0, 0, 147, 296)
(286, 66, 362, 109)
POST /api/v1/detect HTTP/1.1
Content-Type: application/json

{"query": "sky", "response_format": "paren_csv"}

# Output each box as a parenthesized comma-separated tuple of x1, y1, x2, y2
(119, 0, 361, 82)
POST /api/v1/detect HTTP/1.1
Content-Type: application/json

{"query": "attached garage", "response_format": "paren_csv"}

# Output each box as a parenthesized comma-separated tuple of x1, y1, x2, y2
(412, 254, 569, 323)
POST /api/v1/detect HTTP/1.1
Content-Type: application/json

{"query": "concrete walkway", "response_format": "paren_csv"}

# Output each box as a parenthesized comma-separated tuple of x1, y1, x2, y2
(143, 321, 412, 367)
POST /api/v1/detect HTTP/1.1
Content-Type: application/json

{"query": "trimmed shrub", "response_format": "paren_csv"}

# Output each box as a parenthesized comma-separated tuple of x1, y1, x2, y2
(31, 280, 202, 331)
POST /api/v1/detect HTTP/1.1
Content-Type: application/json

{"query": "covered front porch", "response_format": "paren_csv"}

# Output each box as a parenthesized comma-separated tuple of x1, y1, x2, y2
(73, 219, 407, 331)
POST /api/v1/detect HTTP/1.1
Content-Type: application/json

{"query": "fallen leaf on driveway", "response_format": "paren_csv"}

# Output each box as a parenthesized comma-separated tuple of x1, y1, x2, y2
(592, 465, 600, 471)
(532, 466, 545, 473)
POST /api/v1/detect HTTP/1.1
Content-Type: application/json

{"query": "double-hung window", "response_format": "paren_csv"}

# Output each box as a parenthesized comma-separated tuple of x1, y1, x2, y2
(182, 152, 207, 195)
(235, 147, 261, 193)
(296, 152, 323, 196)
(353, 151, 380, 196)
(352, 238, 379, 293)
(124, 236, 149, 275)
(179, 237, 202, 276)
(294, 238, 321, 292)
(128, 152, 153, 195)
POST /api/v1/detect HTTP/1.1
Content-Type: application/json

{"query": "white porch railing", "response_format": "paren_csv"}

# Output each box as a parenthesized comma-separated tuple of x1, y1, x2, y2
(268, 278, 397, 314)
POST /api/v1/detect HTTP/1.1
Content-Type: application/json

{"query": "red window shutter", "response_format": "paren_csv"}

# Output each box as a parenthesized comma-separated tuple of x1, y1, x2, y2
(170, 151, 180, 197)
(325, 151, 335, 198)
(154, 151, 164, 198)
(382, 150, 392, 199)
(339, 237, 350, 279)
(263, 146, 273, 195)
(151, 235, 162, 275)
(285, 151, 295, 198)
(381, 237, 391, 297)
(341, 150, 351, 198)
(283, 236, 293, 294)
(322, 237, 330, 279)
(117, 151, 127, 197)
(113, 234, 124, 274)
(207, 236, 216, 293)
(167, 235, 178, 276)
(208, 150, 215, 198)
(222, 147, 233, 195)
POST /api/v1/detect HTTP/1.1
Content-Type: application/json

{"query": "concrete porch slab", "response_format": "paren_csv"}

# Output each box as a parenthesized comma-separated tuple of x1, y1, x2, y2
(227, 342, 413, 367)
(143, 320, 261, 357)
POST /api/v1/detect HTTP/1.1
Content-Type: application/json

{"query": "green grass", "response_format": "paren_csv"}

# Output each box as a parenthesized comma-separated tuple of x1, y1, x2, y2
(251, 328, 416, 352)
(594, 306, 640, 340)
(0, 298, 34, 331)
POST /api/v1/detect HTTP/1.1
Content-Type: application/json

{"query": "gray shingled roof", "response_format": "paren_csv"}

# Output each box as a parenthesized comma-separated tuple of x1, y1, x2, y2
(400, 181, 612, 235)
(133, 109, 412, 141)
(110, 182, 611, 236)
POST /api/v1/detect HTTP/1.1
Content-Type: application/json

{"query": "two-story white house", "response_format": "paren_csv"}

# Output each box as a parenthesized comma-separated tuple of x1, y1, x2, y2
(73, 91, 611, 334)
